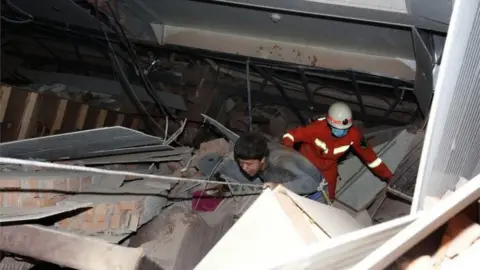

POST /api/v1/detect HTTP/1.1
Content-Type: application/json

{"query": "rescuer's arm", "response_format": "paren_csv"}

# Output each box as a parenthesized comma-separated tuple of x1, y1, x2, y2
(351, 133, 393, 181)
(281, 122, 321, 148)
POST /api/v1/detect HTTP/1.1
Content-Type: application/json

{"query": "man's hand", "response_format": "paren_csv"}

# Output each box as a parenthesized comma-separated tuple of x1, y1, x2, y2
(263, 182, 279, 190)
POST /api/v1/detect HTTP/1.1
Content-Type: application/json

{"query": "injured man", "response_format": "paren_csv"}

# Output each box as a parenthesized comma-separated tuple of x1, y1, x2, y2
(192, 132, 329, 226)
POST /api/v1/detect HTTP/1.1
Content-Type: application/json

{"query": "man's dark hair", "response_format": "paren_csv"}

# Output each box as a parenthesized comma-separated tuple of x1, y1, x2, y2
(234, 132, 269, 160)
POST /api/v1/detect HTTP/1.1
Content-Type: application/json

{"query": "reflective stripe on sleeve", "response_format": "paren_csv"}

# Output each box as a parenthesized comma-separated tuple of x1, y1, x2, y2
(282, 133, 295, 141)
(315, 138, 328, 153)
(317, 117, 326, 121)
(333, 145, 351, 155)
(368, 158, 383, 168)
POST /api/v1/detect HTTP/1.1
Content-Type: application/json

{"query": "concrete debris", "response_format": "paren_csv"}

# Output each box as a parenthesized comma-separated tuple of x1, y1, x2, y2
(191, 138, 232, 170)
(129, 206, 234, 270)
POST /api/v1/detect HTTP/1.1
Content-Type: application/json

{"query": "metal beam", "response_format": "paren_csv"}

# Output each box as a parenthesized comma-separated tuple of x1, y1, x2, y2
(219, 83, 409, 126)
(298, 68, 317, 112)
(348, 71, 368, 121)
(253, 66, 307, 125)
(412, 27, 435, 117)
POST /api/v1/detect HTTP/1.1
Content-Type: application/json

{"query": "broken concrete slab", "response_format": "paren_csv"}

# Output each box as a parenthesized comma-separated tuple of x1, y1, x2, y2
(336, 129, 416, 211)
(129, 206, 234, 270)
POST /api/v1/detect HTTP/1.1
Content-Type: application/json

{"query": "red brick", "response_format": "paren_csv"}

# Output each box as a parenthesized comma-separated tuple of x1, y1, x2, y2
(6, 193, 19, 207)
(117, 199, 143, 211)
(82, 221, 107, 232)
(110, 213, 122, 229)
(82, 209, 95, 222)
(93, 204, 109, 222)
(57, 218, 72, 229)
(55, 178, 68, 191)
(0, 179, 21, 188)
(80, 176, 92, 190)
(67, 177, 80, 192)
(20, 195, 66, 208)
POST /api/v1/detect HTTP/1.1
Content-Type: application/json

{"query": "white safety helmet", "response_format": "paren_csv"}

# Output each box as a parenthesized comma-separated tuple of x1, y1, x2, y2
(327, 102, 353, 129)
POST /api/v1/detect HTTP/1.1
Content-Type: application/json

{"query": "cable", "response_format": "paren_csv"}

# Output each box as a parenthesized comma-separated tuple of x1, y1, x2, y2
(104, 2, 174, 119)
(93, 1, 169, 136)
(1, 0, 34, 24)
(0, 157, 264, 188)
(246, 58, 253, 131)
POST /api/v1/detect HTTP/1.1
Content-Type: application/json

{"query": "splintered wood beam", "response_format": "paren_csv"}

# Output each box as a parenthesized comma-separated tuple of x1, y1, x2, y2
(17, 92, 39, 140)
(75, 104, 89, 130)
(96, 109, 108, 128)
(114, 113, 125, 126)
(51, 99, 68, 135)
(0, 86, 12, 122)
(0, 225, 161, 270)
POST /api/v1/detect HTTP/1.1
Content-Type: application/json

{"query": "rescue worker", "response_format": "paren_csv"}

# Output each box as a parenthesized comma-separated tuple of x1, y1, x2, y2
(217, 132, 322, 196)
(282, 102, 393, 201)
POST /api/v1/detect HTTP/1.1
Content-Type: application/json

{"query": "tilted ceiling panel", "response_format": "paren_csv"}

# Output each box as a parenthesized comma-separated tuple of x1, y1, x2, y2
(129, 0, 414, 59)
(412, 0, 480, 212)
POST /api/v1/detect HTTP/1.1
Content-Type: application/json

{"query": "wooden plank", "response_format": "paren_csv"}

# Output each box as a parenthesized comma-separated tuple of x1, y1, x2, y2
(1, 89, 28, 142)
(103, 111, 118, 127)
(75, 104, 89, 130)
(50, 100, 68, 135)
(114, 113, 125, 126)
(17, 92, 39, 140)
(34, 94, 61, 137)
(96, 109, 108, 128)
(0, 86, 12, 122)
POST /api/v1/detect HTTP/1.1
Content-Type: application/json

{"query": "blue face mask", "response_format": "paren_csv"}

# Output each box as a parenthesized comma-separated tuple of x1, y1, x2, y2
(331, 127, 349, 138)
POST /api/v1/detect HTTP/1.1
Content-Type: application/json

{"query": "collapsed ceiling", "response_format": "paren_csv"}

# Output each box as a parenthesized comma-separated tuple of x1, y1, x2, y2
(1, 0, 450, 143)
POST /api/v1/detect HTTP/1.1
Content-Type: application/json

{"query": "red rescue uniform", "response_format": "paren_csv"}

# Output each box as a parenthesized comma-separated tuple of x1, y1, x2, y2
(282, 118, 393, 200)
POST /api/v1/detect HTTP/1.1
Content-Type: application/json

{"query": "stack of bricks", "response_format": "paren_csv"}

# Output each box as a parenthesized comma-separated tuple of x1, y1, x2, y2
(55, 180, 168, 235)
(0, 170, 93, 208)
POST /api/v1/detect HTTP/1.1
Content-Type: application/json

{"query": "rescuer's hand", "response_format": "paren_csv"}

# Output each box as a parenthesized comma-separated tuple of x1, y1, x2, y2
(263, 182, 279, 190)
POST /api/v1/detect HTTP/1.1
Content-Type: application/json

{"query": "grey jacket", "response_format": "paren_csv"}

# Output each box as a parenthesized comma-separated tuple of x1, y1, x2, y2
(217, 143, 322, 195)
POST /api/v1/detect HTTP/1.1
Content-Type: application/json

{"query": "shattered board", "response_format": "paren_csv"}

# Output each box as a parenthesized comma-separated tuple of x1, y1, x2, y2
(336, 130, 416, 211)
(0, 127, 165, 160)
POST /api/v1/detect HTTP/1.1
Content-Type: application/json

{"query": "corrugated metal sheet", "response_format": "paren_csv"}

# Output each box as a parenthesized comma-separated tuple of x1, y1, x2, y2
(268, 214, 418, 270)
(0, 127, 165, 161)
(412, 0, 480, 212)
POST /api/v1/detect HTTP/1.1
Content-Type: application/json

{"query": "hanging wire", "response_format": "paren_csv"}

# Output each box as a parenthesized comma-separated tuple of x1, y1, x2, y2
(246, 58, 253, 131)
(1, 0, 34, 24)
(0, 157, 263, 189)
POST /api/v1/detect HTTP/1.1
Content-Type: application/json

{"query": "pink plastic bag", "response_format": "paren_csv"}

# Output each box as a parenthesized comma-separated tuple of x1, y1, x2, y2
(192, 190, 224, 212)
